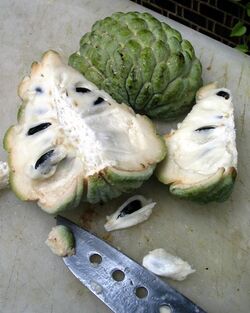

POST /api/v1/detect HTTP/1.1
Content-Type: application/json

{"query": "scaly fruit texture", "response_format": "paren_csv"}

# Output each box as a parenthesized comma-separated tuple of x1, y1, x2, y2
(4, 51, 166, 214)
(156, 83, 237, 203)
(69, 11, 202, 121)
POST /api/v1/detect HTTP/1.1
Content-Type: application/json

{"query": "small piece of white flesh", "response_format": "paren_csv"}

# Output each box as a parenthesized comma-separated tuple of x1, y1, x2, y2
(104, 195, 156, 231)
(142, 248, 195, 281)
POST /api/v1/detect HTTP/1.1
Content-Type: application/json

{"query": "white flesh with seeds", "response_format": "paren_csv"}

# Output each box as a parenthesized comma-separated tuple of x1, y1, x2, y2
(5, 51, 165, 212)
(142, 248, 195, 281)
(157, 83, 237, 186)
(104, 195, 156, 231)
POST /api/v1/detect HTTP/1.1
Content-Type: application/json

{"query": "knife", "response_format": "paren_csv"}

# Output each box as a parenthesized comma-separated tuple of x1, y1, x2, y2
(57, 216, 206, 313)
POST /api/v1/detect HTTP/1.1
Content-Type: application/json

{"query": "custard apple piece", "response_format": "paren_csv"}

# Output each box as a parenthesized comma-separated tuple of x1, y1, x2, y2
(142, 248, 195, 281)
(46, 225, 75, 257)
(156, 83, 237, 203)
(104, 195, 156, 231)
(4, 50, 166, 213)
(69, 11, 202, 120)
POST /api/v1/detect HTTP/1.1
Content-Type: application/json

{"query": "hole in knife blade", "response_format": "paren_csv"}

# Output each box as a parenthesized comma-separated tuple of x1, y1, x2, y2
(111, 269, 125, 282)
(159, 305, 172, 313)
(89, 253, 102, 266)
(135, 286, 148, 299)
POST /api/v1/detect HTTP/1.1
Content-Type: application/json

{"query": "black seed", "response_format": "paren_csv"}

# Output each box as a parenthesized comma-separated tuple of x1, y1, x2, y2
(76, 87, 91, 93)
(35, 87, 43, 93)
(27, 122, 51, 135)
(216, 90, 230, 99)
(118, 200, 142, 218)
(195, 126, 216, 132)
(94, 97, 104, 105)
(35, 150, 54, 169)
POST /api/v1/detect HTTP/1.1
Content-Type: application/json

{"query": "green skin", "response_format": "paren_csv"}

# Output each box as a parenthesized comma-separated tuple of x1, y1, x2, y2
(69, 11, 202, 121)
(168, 168, 237, 203)
(85, 165, 156, 203)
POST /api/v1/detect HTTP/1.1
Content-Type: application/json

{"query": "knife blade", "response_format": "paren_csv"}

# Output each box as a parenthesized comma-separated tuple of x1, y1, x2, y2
(57, 216, 206, 313)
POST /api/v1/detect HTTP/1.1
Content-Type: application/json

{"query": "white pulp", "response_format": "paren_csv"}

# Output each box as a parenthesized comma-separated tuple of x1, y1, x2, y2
(142, 248, 195, 281)
(161, 85, 237, 184)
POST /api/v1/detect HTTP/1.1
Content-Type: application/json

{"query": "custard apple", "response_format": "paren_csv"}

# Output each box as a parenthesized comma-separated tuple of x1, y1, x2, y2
(156, 83, 237, 203)
(4, 50, 166, 214)
(69, 11, 202, 120)
(46, 225, 75, 257)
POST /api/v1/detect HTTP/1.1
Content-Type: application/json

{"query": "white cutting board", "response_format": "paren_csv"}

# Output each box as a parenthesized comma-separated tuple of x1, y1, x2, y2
(0, 1, 249, 312)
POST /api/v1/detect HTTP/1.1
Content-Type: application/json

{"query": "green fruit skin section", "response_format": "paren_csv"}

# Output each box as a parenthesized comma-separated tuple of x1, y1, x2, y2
(103, 165, 155, 192)
(57, 225, 75, 250)
(85, 165, 156, 204)
(86, 173, 122, 204)
(69, 11, 203, 120)
(169, 168, 237, 203)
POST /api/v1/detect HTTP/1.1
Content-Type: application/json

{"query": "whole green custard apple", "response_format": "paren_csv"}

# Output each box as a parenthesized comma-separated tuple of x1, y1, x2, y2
(69, 11, 202, 120)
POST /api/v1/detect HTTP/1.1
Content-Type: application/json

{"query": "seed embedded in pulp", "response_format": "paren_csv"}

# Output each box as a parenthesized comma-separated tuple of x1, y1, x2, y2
(27, 122, 51, 136)
(118, 199, 142, 218)
(216, 91, 230, 99)
(94, 97, 104, 105)
(195, 126, 216, 132)
(35, 150, 54, 169)
(76, 87, 91, 93)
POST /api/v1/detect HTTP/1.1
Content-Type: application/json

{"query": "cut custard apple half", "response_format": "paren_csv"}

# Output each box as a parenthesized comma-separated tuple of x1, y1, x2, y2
(156, 83, 237, 203)
(4, 51, 166, 213)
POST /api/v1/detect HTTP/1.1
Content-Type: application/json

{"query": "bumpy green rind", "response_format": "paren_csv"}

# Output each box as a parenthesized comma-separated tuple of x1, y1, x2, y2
(69, 11, 202, 120)
(86, 173, 122, 204)
(85, 165, 156, 204)
(169, 168, 237, 203)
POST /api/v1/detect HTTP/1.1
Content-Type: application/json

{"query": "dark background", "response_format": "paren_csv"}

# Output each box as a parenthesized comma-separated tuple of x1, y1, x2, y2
(130, 0, 250, 49)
